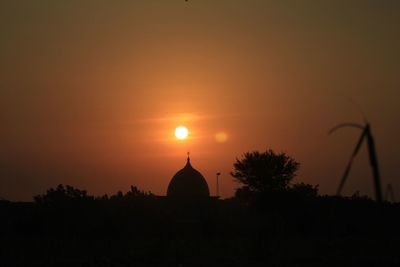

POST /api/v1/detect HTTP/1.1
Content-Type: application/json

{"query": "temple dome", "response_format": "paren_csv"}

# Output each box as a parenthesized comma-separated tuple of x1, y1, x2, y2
(167, 157, 210, 197)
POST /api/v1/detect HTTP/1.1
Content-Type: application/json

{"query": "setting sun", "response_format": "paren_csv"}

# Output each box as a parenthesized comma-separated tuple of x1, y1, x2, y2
(175, 126, 189, 140)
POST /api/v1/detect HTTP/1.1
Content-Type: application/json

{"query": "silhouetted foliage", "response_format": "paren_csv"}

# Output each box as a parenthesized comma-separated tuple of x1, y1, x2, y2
(122, 185, 155, 199)
(1, 181, 400, 266)
(290, 182, 319, 198)
(231, 149, 300, 194)
(34, 184, 94, 208)
(234, 186, 253, 199)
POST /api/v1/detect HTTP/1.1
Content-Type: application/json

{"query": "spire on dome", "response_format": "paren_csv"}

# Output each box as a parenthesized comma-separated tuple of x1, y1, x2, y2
(185, 152, 192, 168)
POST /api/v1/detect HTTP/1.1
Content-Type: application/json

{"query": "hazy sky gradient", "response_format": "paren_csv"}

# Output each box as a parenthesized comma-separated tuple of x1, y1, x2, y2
(1, 1, 399, 200)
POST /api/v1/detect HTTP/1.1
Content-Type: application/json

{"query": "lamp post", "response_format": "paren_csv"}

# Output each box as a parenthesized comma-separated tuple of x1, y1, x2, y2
(216, 172, 221, 197)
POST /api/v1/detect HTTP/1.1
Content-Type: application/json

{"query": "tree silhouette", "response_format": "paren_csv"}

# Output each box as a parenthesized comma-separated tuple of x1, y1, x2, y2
(34, 184, 94, 208)
(125, 185, 154, 199)
(231, 150, 300, 195)
(290, 182, 319, 198)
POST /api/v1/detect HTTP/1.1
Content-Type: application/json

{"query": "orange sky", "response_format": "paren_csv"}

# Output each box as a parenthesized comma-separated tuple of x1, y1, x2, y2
(1, 1, 399, 200)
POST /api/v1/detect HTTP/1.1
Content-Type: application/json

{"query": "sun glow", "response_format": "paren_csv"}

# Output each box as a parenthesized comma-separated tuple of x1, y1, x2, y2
(175, 126, 189, 140)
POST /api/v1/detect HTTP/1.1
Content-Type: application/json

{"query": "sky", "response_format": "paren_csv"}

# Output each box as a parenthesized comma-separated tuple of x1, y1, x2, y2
(1, 0, 399, 201)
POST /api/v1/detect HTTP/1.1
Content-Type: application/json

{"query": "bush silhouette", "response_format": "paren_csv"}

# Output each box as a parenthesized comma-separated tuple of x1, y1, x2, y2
(34, 184, 94, 208)
(231, 149, 300, 194)
(290, 182, 319, 198)
(231, 150, 320, 206)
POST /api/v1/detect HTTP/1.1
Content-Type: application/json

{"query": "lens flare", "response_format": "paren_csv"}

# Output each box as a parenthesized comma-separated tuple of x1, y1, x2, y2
(215, 132, 228, 143)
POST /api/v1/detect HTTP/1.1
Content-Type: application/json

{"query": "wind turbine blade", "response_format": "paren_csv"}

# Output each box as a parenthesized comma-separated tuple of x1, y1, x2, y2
(365, 125, 383, 203)
(336, 130, 367, 196)
(328, 123, 364, 135)
(337, 158, 354, 195)
(352, 129, 367, 158)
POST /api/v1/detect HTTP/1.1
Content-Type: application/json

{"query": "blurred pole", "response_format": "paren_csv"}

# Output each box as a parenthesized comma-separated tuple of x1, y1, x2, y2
(216, 172, 221, 197)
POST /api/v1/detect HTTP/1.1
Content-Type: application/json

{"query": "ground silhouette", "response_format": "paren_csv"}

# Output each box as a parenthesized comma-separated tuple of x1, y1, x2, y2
(0, 150, 399, 266)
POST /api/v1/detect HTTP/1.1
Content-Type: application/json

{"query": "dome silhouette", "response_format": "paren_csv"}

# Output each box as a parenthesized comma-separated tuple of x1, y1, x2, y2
(167, 157, 210, 197)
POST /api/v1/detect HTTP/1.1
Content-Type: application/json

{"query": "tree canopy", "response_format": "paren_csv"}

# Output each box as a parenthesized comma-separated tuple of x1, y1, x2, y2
(231, 150, 300, 195)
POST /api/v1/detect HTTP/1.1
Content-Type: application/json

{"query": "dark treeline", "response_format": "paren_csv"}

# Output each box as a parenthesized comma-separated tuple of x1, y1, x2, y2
(1, 150, 400, 266)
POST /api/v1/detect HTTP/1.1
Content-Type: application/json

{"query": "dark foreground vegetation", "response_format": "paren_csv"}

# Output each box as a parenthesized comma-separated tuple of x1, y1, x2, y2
(1, 150, 399, 266)
(1, 187, 400, 266)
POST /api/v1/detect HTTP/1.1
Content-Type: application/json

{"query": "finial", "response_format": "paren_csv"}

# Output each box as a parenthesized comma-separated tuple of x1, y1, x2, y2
(187, 151, 190, 162)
